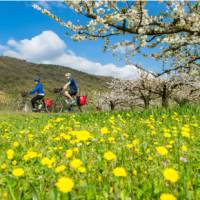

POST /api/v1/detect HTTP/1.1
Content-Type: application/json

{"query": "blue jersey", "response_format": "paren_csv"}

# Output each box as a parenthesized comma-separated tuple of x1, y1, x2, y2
(68, 78, 78, 93)
(30, 83, 45, 96)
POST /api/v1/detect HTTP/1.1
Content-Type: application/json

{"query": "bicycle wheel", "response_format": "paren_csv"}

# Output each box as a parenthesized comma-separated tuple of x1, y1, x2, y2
(52, 98, 64, 113)
(23, 102, 32, 113)
(44, 104, 52, 113)
(15, 100, 25, 111)
(15, 100, 30, 112)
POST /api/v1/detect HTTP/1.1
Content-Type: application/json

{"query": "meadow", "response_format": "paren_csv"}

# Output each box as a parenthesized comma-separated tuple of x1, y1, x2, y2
(0, 106, 199, 200)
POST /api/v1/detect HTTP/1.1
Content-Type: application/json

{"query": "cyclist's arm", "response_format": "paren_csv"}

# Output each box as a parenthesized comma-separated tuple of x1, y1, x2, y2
(30, 85, 39, 95)
(63, 81, 70, 90)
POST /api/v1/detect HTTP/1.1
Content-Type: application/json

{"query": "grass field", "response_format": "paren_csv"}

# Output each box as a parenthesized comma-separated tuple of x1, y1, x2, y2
(0, 106, 199, 200)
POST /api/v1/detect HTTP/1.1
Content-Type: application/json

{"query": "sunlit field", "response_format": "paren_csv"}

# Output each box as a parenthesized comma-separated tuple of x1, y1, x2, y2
(0, 106, 199, 200)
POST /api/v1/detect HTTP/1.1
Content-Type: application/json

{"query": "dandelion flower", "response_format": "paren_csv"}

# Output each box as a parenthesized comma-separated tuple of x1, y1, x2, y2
(98, 175, 102, 182)
(6, 149, 14, 160)
(160, 193, 177, 200)
(148, 156, 153, 161)
(41, 157, 54, 168)
(55, 177, 74, 193)
(181, 125, 190, 138)
(100, 127, 109, 134)
(1, 163, 7, 170)
(13, 141, 19, 148)
(70, 159, 83, 169)
(104, 151, 116, 161)
(23, 151, 38, 161)
(163, 168, 179, 183)
(55, 165, 66, 173)
(75, 130, 92, 141)
(12, 160, 17, 166)
(132, 169, 137, 176)
(181, 145, 188, 152)
(78, 166, 86, 173)
(12, 168, 24, 177)
(132, 139, 140, 146)
(156, 146, 168, 156)
(65, 149, 73, 158)
(113, 167, 127, 177)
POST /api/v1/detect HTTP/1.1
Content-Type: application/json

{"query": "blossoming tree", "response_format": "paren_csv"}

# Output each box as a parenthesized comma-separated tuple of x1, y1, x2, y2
(33, 1, 200, 74)
(107, 70, 200, 109)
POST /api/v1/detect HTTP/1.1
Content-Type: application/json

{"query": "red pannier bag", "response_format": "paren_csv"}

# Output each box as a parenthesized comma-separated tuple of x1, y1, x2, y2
(44, 98, 53, 108)
(79, 96, 87, 106)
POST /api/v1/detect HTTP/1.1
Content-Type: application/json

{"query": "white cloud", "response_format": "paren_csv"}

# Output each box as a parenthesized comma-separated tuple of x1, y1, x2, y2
(4, 31, 66, 62)
(0, 44, 8, 52)
(35, 1, 66, 10)
(1, 30, 140, 79)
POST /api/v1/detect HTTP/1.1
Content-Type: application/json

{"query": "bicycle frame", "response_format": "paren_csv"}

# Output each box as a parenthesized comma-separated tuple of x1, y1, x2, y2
(52, 91, 81, 113)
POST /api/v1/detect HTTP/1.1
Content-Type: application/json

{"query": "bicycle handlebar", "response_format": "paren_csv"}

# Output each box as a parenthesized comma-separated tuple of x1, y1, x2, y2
(53, 88, 63, 94)
(21, 91, 29, 97)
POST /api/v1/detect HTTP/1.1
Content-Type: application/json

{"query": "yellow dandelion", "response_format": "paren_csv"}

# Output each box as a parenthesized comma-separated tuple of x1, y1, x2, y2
(163, 168, 179, 183)
(181, 144, 188, 152)
(164, 133, 171, 138)
(12, 168, 24, 177)
(75, 130, 92, 141)
(113, 167, 127, 177)
(156, 146, 168, 156)
(132, 169, 137, 176)
(41, 157, 54, 168)
(104, 151, 116, 161)
(55, 165, 66, 173)
(12, 160, 17, 166)
(160, 193, 177, 200)
(126, 143, 133, 148)
(108, 137, 115, 143)
(70, 159, 83, 169)
(55, 177, 74, 193)
(1, 163, 7, 170)
(3, 192, 8, 198)
(132, 139, 140, 146)
(148, 156, 153, 161)
(23, 151, 38, 161)
(65, 149, 73, 158)
(100, 127, 109, 134)
(6, 149, 14, 160)
(98, 175, 102, 182)
(13, 141, 19, 148)
(72, 147, 79, 153)
(78, 167, 86, 173)
(181, 125, 190, 138)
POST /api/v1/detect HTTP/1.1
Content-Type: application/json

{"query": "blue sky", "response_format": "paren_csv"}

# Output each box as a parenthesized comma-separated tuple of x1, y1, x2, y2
(0, 1, 165, 79)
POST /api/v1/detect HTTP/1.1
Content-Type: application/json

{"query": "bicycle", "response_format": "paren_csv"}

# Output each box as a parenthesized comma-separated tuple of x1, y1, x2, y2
(52, 88, 83, 113)
(14, 92, 30, 112)
(16, 92, 52, 113)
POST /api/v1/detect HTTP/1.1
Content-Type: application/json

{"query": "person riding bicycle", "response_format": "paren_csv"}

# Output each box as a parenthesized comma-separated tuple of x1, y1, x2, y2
(63, 73, 78, 104)
(29, 77, 45, 111)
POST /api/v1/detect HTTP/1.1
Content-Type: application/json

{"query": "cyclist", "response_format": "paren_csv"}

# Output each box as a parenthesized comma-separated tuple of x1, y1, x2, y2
(29, 77, 45, 111)
(63, 73, 78, 104)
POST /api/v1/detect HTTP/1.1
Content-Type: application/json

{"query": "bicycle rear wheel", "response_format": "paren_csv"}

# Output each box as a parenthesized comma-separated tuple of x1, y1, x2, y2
(15, 100, 31, 112)
(44, 104, 52, 113)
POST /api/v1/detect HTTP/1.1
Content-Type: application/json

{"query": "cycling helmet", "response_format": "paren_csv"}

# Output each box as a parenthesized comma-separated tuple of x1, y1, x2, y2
(65, 73, 71, 78)
(34, 77, 40, 82)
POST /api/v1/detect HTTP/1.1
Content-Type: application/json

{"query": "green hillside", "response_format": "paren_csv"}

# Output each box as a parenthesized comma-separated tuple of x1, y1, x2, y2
(0, 56, 111, 98)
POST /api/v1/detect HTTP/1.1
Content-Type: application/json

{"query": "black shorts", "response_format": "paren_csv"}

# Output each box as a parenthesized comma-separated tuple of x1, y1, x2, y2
(69, 91, 77, 96)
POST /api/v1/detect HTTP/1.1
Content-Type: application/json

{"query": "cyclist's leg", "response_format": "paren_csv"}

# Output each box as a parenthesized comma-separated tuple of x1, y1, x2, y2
(71, 92, 78, 105)
(31, 96, 37, 109)
(31, 95, 44, 109)
(64, 91, 73, 100)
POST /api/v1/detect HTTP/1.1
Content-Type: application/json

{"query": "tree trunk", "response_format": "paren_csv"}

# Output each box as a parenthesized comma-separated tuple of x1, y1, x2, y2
(110, 101, 115, 111)
(161, 84, 169, 107)
(143, 97, 150, 109)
